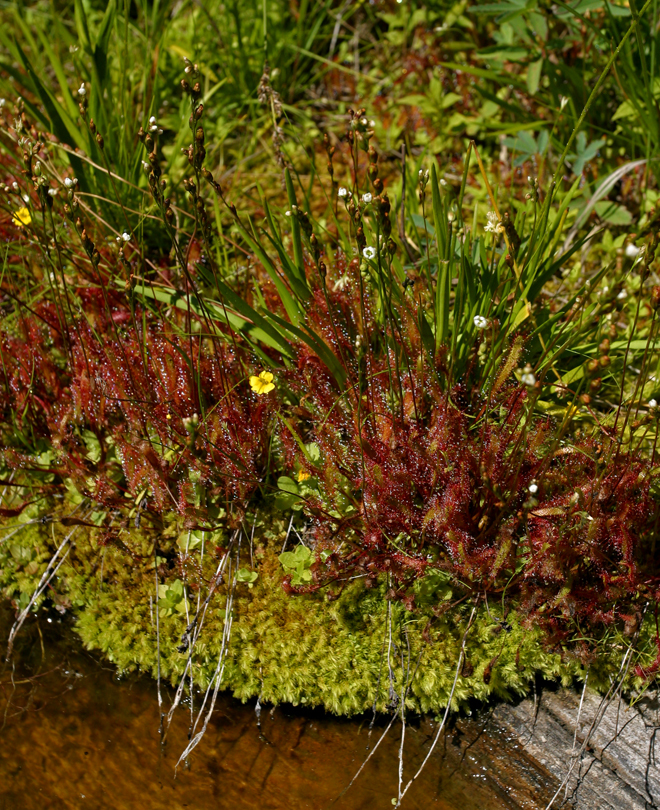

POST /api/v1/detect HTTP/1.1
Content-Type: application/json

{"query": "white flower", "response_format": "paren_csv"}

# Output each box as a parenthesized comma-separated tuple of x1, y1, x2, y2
(362, 193, 372, 203)
(473, 315, 489, 329)
(560, 96, 569, 110)
(78, 83, 86, 97)
(649, 399, 658, 408)
(363, 246, 376, 260)
(285, 210, 291, 217)
(47, 188, 57, 197)
(617, 290, 627, 299)
(150, 125, 158, 132)
(360, 118, 368, 125)
(0, 98, 5, 108)
(484, 211, 504, 234)
(12, 182, 18, 191)
(521, 367, 536, 386)
(64, 178, 74, 188)
(528, 483, 538, 494)
(625, 244, 641, 258)
(149, 115, 157, 125)
(338, 187, 349, 198)
(333, 274, 349, 292)
(22, 194, 29, 203)
(439, 178, 447, 187)
(121, 232, 131, 242)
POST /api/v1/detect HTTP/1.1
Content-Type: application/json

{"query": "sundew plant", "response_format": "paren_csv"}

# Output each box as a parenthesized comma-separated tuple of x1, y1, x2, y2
(2, 0, 660, 771)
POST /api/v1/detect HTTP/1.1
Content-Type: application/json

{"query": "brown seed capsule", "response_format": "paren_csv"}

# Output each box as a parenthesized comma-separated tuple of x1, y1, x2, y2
(587, 358, 600, 374)
(96, 133, 104, 149)
(600, 355, 611, 368)
(580, 393, 591, 405)
(373, 177, 384, 194)
(652, 286, 660, 310)
(599, 338, 610, 354)
(590, 377, 602, 392)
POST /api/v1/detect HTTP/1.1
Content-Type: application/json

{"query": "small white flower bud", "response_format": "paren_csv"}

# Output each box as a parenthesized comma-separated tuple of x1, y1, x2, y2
(121, 232, 131, 242)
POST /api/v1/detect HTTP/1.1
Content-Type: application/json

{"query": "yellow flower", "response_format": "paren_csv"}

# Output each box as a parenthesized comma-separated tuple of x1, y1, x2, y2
(12, 206, 31, 227)
(249, 370, 275, 395)
(297, 470, 310, 482)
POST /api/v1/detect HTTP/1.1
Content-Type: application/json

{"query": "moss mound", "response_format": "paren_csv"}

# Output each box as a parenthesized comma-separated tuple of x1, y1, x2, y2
(0, 505, 653, 715)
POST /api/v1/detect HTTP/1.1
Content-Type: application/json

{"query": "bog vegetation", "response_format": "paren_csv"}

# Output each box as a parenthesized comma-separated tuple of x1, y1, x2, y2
(1, 0, 660, 747)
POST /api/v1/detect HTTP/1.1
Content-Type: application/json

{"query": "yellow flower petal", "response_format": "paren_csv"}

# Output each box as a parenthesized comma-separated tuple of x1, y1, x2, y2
(297, 470, 310, 482)
(12, 206, 31, 227)
(249, 370, 275, 395)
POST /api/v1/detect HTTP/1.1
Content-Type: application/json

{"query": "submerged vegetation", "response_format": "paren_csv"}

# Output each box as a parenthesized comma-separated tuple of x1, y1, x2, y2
(2, 0, 660, 759)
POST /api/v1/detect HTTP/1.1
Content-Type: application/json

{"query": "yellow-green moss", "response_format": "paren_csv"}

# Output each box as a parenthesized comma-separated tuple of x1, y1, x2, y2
(0, 507, 656, 716)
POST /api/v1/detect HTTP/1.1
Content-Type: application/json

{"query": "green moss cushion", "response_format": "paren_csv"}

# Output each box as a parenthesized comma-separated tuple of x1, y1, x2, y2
(0, 509, 652, 715)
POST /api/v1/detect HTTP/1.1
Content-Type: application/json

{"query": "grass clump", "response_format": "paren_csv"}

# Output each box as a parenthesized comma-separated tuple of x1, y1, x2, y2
(1, 0, 660, 716)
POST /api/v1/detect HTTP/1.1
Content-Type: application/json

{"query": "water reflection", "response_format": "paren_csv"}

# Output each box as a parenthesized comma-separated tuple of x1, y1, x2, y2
(0, 604, 554, 810)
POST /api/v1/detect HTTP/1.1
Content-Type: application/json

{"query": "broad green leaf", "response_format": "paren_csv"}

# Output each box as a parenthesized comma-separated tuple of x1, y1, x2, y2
(594, 201, 633, 226)
(527, 58, 543, 96)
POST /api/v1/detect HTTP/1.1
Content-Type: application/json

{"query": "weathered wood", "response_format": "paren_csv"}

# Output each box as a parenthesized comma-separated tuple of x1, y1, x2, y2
(493, 688, 660, 809)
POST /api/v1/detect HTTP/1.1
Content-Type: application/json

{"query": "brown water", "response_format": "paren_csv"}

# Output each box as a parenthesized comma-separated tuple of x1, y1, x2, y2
(0, 603, 556, 810)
